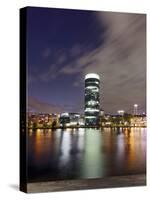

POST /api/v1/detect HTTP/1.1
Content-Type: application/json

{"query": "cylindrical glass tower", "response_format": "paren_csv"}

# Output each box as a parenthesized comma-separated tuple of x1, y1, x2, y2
(84, 73, 100, 126)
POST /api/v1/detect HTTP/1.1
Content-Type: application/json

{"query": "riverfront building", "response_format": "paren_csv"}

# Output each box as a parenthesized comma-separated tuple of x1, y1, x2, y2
(59, 112, 85, 127)
(84, 73, 100, 126)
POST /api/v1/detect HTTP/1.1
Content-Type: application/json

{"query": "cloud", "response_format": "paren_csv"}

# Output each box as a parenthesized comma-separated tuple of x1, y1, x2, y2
(28, 96, 64, 113)
(39, 64, 58, 82)
(90, 12, 146, 113)
(28, 96, 78, 113)
(70, 44, 82, 57)
(57, 54, 66, 64)
(60, 62, 81, 75)
(30, 51, 67, 83)
(42, 48, 51, 58)
(59, 12, 146, 113)
(28, 74, 37, 84)
(28, 11, 146, 114)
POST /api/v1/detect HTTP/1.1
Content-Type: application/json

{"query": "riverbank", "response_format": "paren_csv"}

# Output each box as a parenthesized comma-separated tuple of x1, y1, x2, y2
(28, 125, 147, 130)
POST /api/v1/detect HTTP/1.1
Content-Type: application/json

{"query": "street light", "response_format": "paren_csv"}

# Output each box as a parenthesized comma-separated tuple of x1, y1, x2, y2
(134, 104, 138, 115)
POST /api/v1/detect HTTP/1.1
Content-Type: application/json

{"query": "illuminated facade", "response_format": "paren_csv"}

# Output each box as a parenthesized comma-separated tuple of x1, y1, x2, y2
(59, 113, 70, 126)
(85, 73, 100, 126)
(130, 115, 146, 127)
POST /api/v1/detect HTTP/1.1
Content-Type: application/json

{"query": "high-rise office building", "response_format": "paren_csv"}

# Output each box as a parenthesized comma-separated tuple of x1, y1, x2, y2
(84, 73, 100, 126)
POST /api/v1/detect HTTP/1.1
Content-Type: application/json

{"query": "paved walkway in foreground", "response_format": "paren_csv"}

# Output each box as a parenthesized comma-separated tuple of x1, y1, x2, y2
(26, 174, 146, 193)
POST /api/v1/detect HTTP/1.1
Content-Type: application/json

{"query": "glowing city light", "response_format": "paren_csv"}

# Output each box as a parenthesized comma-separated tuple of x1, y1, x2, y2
(61, 112, 69, 117)
(117, 110, 125, 115)
(133, 104, 138, 115)
(85, 116, 96, 118)
(85, 86, 97, 89)
(85, 73, 100, 80)
(87, 100, 99, 106)
(85, 108, 99, 112)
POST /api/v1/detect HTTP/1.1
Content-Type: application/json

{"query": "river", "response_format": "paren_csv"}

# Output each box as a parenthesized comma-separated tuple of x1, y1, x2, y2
(28, 127, 146, 182)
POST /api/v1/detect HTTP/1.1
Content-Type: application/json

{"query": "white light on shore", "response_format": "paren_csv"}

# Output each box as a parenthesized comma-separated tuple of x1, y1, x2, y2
(61, 112, 69, 117)
(117, 110, 125, 115)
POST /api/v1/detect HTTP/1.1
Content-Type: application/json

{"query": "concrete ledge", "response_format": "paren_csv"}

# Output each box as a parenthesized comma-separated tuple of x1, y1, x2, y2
(27, 174, 146, 193)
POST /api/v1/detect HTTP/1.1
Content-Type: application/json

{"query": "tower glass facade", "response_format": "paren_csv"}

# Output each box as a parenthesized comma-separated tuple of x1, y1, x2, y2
(85, 73, 100, 126)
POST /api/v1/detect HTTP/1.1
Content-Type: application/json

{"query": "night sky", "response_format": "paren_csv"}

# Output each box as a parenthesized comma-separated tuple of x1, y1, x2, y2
(27, 7, 146, 114)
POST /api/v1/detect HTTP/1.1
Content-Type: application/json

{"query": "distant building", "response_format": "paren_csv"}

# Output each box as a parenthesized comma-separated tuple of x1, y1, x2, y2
(100, 109, 104, 116)
(84, 73, 100, 126)
(69, 113, 84, 126)
(59, 113, 70, 126)
(130, 115, 146, 127)
(59, 113, 84, 127)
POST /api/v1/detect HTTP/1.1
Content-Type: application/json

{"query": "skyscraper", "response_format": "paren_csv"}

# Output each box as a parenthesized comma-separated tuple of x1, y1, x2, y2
(84, 73, 100, 126)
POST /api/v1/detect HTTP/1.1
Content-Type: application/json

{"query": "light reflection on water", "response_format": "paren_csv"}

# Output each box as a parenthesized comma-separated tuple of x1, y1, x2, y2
(28, 128, 146, 182)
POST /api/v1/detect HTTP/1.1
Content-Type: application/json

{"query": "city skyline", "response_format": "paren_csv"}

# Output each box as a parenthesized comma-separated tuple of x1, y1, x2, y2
(20, 7, 147, 192)
(27, 7, 146, 114)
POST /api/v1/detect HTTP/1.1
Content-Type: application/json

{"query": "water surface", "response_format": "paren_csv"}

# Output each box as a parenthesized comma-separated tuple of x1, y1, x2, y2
(28, 128, 146, 182)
